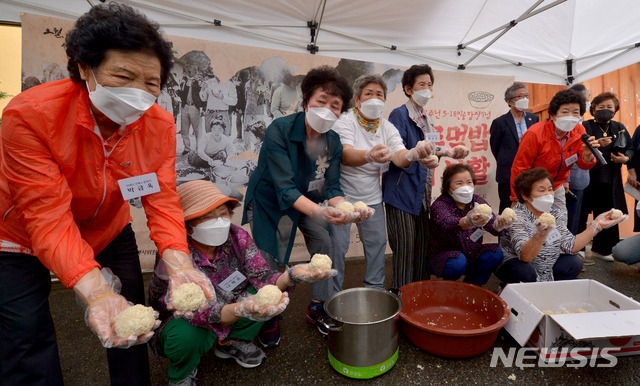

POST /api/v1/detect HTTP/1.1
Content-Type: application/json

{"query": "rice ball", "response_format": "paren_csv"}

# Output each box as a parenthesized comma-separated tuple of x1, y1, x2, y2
(353, 201, 368, 210)
(454, 145, 469, 152)
(611, 209, 623, 220)
(309, 253, 333, 271)
(501, 207, 516, 221)
(475, 203, 492, 215)
(539, 212, 556, 226)
(172, 283, 206, 312)
(115, 304, 156, 338)
(417, 140, 427, 148)
(428, 154, 439, 162)
(336, 201, 355, 214)
(255, 285, 282, 308)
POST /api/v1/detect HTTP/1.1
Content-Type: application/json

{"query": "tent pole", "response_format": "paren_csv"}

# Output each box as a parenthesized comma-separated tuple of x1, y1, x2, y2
(577, 45, 639, 80)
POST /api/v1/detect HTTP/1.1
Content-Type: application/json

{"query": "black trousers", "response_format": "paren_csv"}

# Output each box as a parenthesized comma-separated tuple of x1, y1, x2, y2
(0, 224, 150, 386)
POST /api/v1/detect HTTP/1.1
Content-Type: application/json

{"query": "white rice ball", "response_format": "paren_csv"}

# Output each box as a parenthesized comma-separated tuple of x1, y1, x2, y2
(611, 209, 623, 219)
(336, 201, 355, 213)
(353, 201, 368, 210)
(172, 283, 206, 312)
(475, 203, 492, 215)
(539, 212, 556, 226)
(115, 304, 156, 338)
(428, 154, 439, 162)
(454, 145, 469, 152)
(501, 207, 516, 221)
(309, 253, 333, 271)
(255, 285, 282, 308)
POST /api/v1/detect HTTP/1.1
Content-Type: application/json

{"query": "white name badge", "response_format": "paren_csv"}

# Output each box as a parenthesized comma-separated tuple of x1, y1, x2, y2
(380, 162, 390, 173)
(565, 153, 578, 167)
(118, 173, 161, 200)
(469, 228, 485, 242)
(308, 178, 325, 192)
(218, 270, 247, 292)
(425, 132, 440, 143)
(546, 228, 561, 244)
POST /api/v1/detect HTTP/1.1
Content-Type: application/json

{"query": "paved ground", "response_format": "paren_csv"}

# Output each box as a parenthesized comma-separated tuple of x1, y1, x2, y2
(50, 252, 640, 385)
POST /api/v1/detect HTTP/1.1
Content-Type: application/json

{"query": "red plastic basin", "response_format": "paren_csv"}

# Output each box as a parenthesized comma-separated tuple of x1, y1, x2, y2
(399, 280, 510, 358)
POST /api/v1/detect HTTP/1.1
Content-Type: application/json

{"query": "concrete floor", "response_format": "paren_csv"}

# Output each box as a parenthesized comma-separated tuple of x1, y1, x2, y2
(50, 253, 640, 385)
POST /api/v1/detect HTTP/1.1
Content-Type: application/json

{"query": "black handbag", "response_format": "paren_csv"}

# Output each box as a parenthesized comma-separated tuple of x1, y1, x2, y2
(612, 127, 629, 155)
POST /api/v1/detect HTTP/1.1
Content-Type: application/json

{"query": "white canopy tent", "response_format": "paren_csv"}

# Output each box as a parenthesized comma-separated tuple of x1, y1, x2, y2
(1, 0, 639, 85)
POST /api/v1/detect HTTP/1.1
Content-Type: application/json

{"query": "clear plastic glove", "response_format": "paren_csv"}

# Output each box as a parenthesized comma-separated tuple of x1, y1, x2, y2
(364, 144, 393, 163)
(159, 249, 216, 319)
(354, 205, 375, 223)
(595, 209, 628, 229)
(534, 219, 555, 237)
(74, 268, 158, 348)
(285, 263, 337, 284)
(442, 145, 470, 159)
(233, 292, 290, 322)
(405, 141, 434, 162)
(312, 204, 349, 225)
(418, 156, 439, 169)
(463, 203, 491, 228)
(493, 214, 515, 232)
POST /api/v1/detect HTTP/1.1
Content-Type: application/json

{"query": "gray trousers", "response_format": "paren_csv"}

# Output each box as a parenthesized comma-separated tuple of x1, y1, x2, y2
(328, 202, 386, 297)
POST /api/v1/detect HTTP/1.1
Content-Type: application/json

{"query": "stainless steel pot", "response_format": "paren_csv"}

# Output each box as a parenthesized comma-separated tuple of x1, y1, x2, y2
(324, 288, 402, 379)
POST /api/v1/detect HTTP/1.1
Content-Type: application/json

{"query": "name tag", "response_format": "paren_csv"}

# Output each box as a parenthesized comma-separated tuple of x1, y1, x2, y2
(380, 162, 390, 173)
(565, 153, 578, 167)
(425, 132, 440, 143)
(118, 173, 161, 200)
(546, 228, 561, 244)
(308, 178, 325, 192)
(218, 270, 247, 292)
(469, 228, 485, 242)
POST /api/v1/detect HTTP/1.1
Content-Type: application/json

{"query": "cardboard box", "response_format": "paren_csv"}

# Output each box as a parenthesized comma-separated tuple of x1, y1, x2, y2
(500, 279, 640, 361)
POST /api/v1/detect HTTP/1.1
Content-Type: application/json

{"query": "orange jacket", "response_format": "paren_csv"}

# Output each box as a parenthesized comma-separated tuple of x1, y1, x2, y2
(510, 119, 596, 201)
(0, 79, 188, 288)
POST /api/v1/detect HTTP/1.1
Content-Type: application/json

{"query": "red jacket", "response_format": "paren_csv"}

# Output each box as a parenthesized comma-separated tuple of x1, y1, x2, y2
(0, 79, 188, 288)
(510, 119, 596, 200)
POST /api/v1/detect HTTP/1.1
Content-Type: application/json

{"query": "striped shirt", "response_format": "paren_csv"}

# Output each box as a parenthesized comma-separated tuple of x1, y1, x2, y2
(499, 202, 575, 281)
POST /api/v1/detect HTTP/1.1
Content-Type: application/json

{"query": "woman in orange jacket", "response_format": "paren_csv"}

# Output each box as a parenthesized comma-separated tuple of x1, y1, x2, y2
(0, 4, 214, 385)
(510, 89, 600, 215)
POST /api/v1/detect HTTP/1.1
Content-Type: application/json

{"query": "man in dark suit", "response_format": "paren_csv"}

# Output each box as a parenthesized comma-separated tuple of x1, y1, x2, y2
(490, 83, 539, 212)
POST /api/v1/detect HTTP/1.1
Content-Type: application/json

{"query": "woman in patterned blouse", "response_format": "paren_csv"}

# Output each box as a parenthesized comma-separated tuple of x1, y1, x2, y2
(496, 168, 626, 283)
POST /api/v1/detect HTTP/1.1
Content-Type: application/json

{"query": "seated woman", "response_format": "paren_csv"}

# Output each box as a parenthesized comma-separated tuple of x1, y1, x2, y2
(148, 180, 333, 385)
(429, 163, 513, 286)
(497, 167, 626, 283)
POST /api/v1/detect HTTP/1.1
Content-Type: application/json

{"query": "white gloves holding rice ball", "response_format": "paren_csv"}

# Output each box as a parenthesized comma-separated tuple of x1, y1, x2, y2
(282, 253, 338, 286)
(364, 144, 393, 163)
(405, 140, 434, 162)
(534, 212, 556, 236)
(233, 285, 290, 322)
(74, 268, 159, 348)
(493, 207, 517, 232)
(592, 209, 628, 230)
(461, 203, 492, 228)
(156, 249, 216, 319)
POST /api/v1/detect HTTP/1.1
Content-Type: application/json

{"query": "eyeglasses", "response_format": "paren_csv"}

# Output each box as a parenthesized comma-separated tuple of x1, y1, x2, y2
(512, 94, 529, 101)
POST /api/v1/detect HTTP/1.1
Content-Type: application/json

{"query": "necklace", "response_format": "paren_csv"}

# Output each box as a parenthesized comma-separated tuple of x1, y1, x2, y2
(597, 121, 610, 137)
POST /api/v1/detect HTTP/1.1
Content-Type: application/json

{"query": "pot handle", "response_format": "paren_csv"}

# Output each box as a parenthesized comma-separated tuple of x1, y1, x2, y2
(388, 287, 402, 298)
(329, 324, 342, 332)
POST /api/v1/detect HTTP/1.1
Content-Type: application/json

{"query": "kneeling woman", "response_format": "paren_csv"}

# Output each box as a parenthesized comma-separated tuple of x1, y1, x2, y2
(497, 167, 625, 283)
(148, 180, 333, 384)
(429, 163, 513, 285)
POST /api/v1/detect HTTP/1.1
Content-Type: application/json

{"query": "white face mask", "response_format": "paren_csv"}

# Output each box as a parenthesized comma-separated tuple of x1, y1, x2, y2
(450, 185, 474, 204)
(190, 217, 231, 246)
(515, 97, 529, 112)
(86, 70, 157, 126)
(306, 107, 338, 134)
(530, 194, 554, 213)
(554, 116, 580, 133)
(411, 89, 432, 107)
(358, 99, 385, 120)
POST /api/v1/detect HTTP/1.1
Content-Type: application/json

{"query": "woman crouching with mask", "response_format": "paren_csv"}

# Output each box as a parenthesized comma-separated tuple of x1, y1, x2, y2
(496, 168, 627, 284)
(428, 163, 513, 286)
(148, 180, 334, 384)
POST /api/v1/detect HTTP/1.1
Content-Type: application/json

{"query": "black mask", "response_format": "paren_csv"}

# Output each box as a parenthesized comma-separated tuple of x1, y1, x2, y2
(594, 109, 615, 122)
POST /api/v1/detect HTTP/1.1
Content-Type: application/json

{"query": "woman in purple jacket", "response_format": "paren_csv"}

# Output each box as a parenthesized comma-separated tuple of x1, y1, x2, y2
(429, 163, 513, 285)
